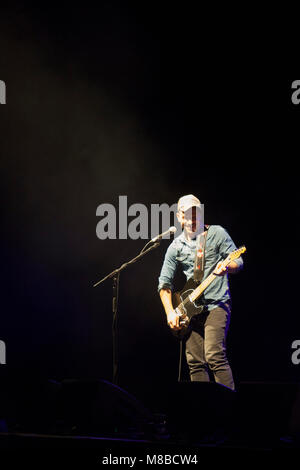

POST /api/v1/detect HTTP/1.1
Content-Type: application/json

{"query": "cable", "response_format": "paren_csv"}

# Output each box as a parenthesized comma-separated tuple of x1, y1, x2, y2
(178, 340, 183, 382)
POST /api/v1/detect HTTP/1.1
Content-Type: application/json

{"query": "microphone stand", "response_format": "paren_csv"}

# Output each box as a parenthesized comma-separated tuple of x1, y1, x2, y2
(93, 241, 161, 385)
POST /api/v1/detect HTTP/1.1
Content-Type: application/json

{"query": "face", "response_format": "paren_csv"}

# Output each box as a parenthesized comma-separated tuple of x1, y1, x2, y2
(177, 206, 202, 238)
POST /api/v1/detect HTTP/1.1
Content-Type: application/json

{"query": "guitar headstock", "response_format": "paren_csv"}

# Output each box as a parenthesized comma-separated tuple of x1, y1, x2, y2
(228, 246, 246, 262)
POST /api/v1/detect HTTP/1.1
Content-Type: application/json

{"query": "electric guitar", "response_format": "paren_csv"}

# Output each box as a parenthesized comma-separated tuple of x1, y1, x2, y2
(171, 246, 246, 339)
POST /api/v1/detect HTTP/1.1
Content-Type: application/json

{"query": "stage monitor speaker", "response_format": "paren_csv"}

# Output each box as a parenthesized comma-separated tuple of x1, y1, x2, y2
(58, 379, 159, 437)
(159, 381, 236, 441)
(236, 382, 300, 443)
(0, 368, 61, 433)
(0, 372, 162, 438)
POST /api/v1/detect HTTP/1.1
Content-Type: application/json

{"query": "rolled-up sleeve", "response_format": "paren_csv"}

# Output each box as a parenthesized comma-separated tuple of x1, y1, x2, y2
(217, 226, 244, 270)
(158, 243, 178, 293)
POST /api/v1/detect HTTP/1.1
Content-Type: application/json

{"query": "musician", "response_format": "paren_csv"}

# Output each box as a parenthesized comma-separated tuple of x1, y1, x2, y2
(158, 195, 243, 390)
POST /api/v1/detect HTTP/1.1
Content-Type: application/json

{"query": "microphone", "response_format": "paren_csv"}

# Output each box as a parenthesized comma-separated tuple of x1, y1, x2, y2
(151, 226, 177, 243)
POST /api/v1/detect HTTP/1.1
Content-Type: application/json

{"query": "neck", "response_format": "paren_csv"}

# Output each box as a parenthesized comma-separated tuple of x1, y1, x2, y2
(184, 228, 201, 241)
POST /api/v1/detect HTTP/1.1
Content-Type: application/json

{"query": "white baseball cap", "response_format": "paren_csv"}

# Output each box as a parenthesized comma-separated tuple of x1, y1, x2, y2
(177, 194, 201, 212)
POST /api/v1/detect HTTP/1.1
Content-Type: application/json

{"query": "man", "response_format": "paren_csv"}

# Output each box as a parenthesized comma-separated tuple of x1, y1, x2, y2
(158, 195, 243, 390)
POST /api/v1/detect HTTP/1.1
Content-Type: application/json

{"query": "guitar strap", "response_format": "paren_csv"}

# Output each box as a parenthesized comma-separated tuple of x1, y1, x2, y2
(178, 225, 210, 382)
(193, 225, 210, 284)
(177, 225, 210, 383)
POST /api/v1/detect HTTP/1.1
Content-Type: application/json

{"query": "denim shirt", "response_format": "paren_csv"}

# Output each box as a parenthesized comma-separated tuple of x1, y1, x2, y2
(158, 225, 243, 310)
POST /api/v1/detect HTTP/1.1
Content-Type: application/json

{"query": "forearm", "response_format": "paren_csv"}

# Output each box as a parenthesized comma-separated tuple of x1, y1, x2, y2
(159, 288, 174, 316)
(227, 261, 241, 274)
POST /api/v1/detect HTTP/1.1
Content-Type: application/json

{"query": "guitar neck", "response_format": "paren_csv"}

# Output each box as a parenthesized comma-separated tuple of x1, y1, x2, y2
(189, 272, 217, 303)
(189, 254, 232, 303)
(181, 246, 245, 307)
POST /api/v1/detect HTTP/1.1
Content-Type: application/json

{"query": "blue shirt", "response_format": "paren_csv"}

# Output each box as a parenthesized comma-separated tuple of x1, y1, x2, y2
(158, 225, 243, 310)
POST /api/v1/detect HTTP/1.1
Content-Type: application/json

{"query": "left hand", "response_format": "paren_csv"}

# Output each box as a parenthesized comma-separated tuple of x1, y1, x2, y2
(213, 261, 228, 276)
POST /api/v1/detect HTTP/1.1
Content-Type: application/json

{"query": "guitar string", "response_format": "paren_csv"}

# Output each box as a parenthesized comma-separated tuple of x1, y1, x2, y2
(179, 251, 241, 310)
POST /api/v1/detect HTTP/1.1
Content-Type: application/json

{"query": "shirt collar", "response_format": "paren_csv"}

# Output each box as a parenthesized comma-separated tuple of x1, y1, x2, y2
(176, 230, 197, 246)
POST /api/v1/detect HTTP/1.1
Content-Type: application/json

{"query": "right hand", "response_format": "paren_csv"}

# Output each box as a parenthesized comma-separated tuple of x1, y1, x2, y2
(167, 310, 181, 330)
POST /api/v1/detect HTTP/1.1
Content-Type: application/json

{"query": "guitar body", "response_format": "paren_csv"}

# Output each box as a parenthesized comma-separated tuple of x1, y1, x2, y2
(169, 246, 246, 340)
(171, 278, 205, 340)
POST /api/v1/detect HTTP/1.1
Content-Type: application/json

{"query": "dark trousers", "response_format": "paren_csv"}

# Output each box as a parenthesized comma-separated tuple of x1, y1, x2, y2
(185, 303, 235, 390)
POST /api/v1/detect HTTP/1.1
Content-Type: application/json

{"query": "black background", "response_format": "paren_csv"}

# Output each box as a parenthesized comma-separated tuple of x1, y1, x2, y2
(0, 3, 299, 398)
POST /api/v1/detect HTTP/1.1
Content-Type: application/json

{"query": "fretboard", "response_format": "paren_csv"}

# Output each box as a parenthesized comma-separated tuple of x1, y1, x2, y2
(189, 271, 217, 302)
